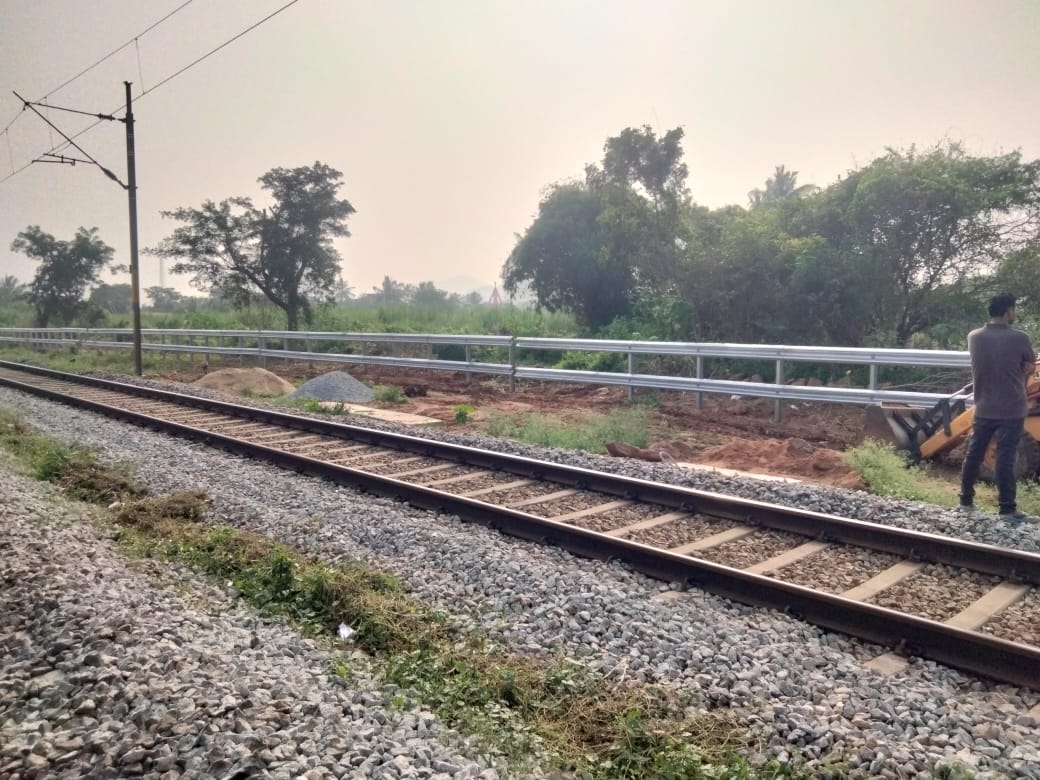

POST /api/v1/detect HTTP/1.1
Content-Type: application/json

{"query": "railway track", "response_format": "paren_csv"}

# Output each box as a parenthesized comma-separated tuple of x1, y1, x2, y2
(2, 359, 1039, 692)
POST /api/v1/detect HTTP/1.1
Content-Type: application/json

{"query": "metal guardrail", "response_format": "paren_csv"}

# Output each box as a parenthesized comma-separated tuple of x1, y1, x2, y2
(514, 337, 970, 367)
(0, 327, 972, 421)
(514, 367, 954, 406)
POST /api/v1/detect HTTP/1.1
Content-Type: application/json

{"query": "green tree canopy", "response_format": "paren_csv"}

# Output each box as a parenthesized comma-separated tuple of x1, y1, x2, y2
(152, 162, 355, 330)
(88, 282, 133, 314)
(586, 125, 691, 288)
(368, 275, 411, 305)
(787, 142, 1040, 344)
(145, 286, 188, 311)
(10, 226, 114, 327)
(412, 281, 452, 307)
(503, 182, 633, 329)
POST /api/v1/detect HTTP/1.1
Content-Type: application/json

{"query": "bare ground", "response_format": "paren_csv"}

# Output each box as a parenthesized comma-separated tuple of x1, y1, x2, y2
(154, 361, 886, 489)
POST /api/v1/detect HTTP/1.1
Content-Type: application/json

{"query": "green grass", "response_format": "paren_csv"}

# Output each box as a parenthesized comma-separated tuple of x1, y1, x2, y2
(0, 345, 165, 375)
(273, 396, 352, 416)
(843, 440, 1040, 516)
(372, 384, 408, 403)
(483, 407, 651, 453)
(0, 406, 823, 779)
(843, 441, 958, 506)
(453, 404, 476, 424)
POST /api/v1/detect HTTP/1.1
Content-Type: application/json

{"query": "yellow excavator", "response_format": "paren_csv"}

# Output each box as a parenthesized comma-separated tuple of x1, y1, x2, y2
(863, 358, 1040, 480)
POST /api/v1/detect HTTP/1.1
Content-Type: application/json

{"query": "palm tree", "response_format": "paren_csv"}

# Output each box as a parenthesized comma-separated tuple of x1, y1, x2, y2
(0, 275, 27, 306)
(748, 164, 820, 207)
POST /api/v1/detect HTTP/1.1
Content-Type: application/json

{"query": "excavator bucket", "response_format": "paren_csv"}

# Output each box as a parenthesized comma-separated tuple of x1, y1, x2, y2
(862, 404, 918, 452)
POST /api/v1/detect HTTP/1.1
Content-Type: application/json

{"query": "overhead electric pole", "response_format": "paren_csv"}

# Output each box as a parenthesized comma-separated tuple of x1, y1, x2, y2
(16, 84, 145, 376)
(123, 81, 143, 376)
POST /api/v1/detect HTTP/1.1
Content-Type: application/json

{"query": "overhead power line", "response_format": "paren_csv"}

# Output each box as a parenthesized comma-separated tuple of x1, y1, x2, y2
(1, 0, 302, 186)
(0, 0, 196, 136)
(141, 0, 301, 99)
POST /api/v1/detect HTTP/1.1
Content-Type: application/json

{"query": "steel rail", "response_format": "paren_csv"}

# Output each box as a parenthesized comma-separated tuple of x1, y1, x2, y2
(1, 360, 1038, 689)
(3, 360, 1036, 584)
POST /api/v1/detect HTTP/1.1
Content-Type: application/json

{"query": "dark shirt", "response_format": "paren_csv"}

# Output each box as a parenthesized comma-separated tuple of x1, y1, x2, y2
(968, 323, 1035, 419)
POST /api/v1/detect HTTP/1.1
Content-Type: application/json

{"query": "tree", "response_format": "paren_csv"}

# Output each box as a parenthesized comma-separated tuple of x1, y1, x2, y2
(369, 276, 410, 304)
(330, 276, 353, 304)
(10, 226, 114, 326)
(145, 286, 188, 311)
(789, 143, 1040, 344)
(586, 125, 691, 287)
(88, 282, 133, 314)
(152, 162, 355, 330)
(0, 275, 27, 307)
(748, 164, 820, 207)
(503, 182, 634, 329)
(671, 205, 796, 343)
(994, 241, 1040, 305)
(412, 281, 452, 307)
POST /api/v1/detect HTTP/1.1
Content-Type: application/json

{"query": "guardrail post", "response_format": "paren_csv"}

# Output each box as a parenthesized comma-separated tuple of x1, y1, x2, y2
(696, 356, 704, 410)
(869, 363, 878, 390)
(465, 344, 472, 383)
(774, 359, 785, 422)
(259, 333, 267, 369)
(627, 351, 635, 401)
(306, 337, 312, 371)
(509, 338, 516, 392)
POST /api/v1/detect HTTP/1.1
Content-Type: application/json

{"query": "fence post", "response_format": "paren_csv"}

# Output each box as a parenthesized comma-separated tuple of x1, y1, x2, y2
(627, 350, 635, 401)
(774, 358, 785, 423)
(696, 355, 704, 410)
(509, 338, 516, 392)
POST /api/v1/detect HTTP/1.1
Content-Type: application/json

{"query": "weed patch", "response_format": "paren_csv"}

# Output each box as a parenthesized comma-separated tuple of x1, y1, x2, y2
(373, 384, 408, 403)
(453, 404, 475, 424)
(275, 397, 351, 416)
(483, 407, 651, 453)
(844, 441, 957, 506)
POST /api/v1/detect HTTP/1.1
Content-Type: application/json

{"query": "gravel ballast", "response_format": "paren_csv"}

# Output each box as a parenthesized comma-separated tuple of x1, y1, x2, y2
(2, 379, 1040, 779)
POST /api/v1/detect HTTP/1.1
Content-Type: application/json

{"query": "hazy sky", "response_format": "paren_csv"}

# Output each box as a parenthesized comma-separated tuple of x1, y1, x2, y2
(1, 0, 1038, 300)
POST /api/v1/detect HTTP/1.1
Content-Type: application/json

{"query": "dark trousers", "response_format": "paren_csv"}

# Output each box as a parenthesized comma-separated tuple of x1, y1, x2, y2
(959, 416, 1024, 512)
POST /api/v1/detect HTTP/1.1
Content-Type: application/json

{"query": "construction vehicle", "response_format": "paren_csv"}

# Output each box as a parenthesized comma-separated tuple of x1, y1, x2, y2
(863, 358, 1040, 480)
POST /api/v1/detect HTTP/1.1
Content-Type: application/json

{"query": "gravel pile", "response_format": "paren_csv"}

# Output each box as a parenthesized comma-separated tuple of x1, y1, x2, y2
(289, 371, 374, 403)
(3, 378, 1040, 778)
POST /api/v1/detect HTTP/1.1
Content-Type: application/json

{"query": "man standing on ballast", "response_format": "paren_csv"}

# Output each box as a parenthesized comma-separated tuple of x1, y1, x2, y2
(959, 293, 1037, 522)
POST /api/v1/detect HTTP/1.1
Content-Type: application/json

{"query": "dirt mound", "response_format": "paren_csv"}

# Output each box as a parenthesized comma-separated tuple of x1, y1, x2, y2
(696, 437, 866, 489)
(193, 367, 295, 397)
